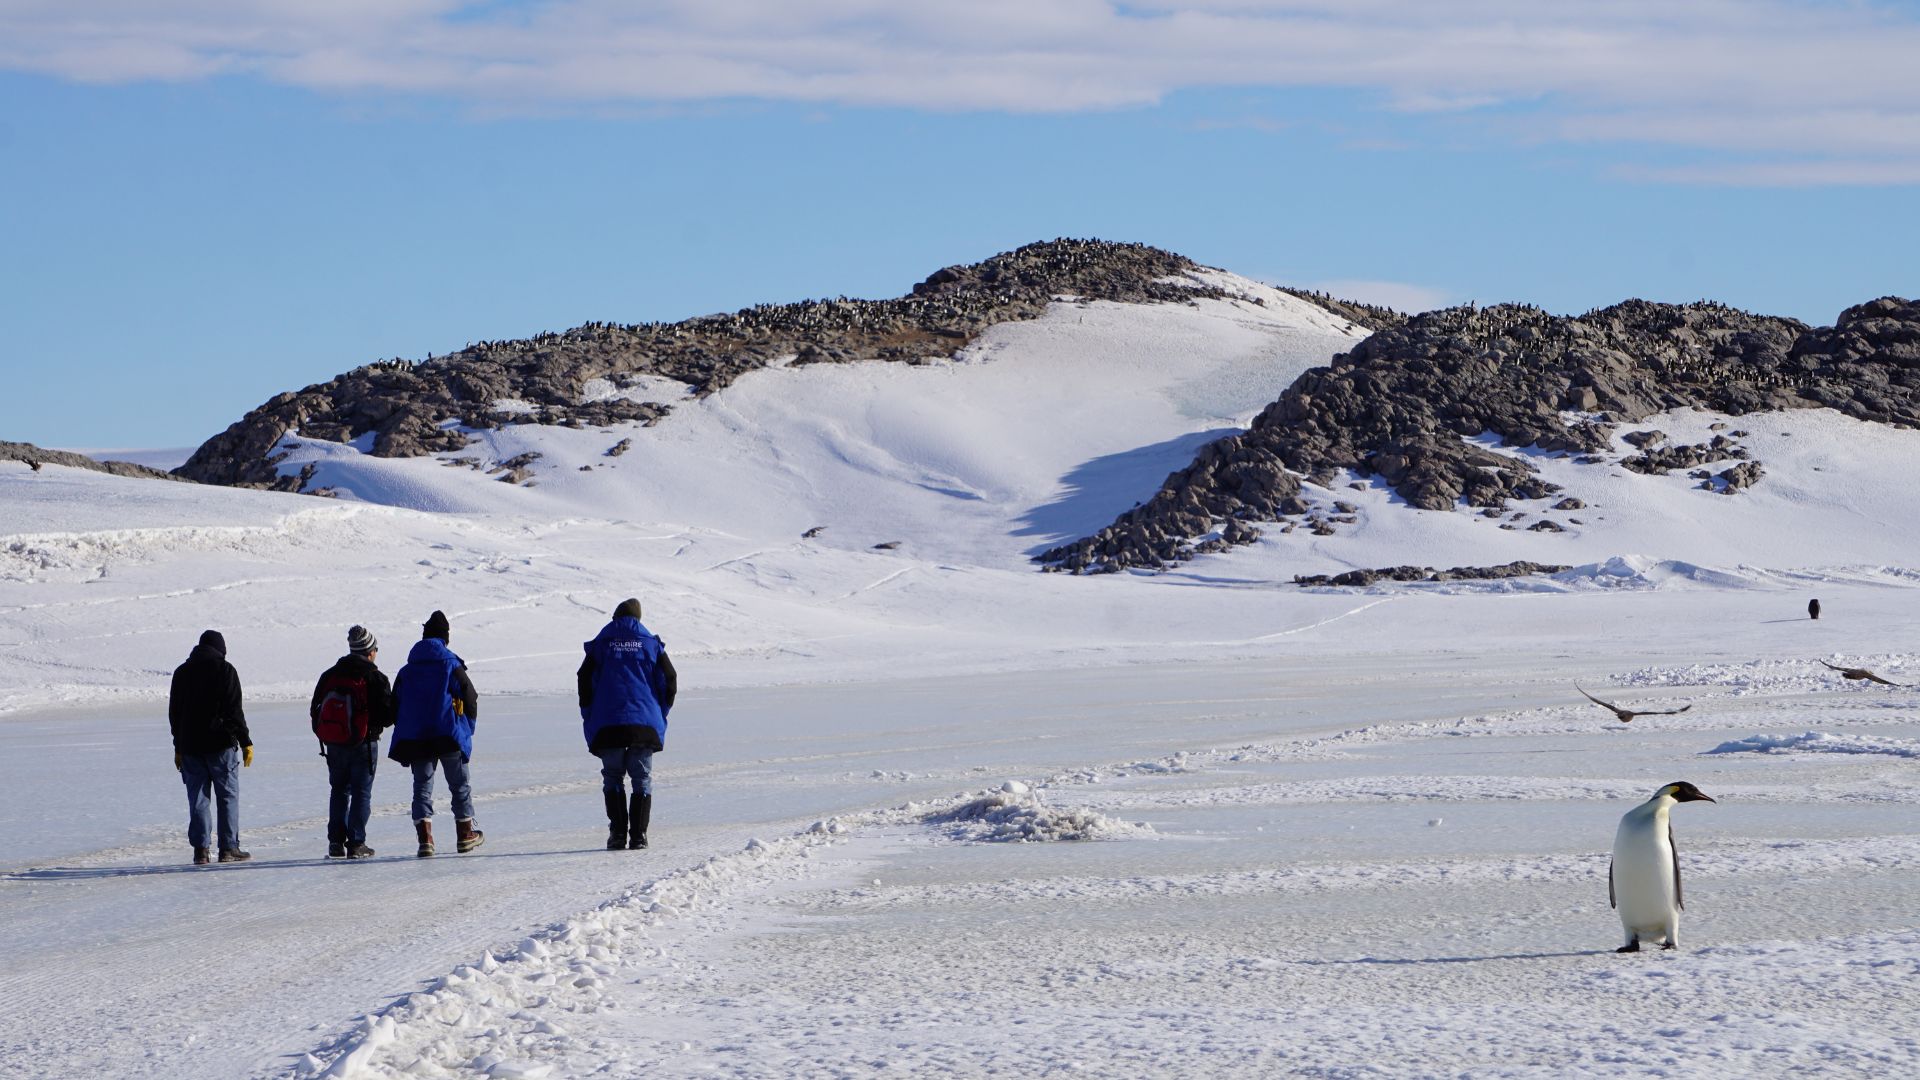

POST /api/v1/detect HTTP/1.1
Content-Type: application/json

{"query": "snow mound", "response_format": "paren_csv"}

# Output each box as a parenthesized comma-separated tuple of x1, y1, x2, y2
(1555, 555, 1767, 590)
(927, 790, 1153, 842)
(1704, 731, 1920, 758)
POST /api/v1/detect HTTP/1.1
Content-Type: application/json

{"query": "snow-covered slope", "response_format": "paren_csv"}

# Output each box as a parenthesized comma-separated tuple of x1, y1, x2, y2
(272, 271, 1363, 563)
(11, 274, 1920, 716)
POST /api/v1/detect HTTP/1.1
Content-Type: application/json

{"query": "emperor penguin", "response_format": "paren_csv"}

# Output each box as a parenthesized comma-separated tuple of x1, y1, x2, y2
(1610, 781, 1715, 952)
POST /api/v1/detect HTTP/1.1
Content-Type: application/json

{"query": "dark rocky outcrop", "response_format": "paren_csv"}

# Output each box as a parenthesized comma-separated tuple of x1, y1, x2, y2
(1041, 296, 1920, 573)
(1272, 289, 1410, 333)
(1291, 560, 1570, 587)
(2, 441, 192, 483)
(177, 240, 1237, 491)
(1620, 434, 1749, 475)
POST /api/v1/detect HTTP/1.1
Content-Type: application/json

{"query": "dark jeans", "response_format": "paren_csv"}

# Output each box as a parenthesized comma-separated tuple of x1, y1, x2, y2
(180, 747, 240, 852)
(597, 747, 653, 798)
(324, 741, 379, 845)
(411, 751, 474, 822)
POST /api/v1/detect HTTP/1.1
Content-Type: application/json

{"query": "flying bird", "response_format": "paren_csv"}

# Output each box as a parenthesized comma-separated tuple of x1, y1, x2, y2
(1611, 781, 1716, 952)
(1818, 660, 1902, 686)
(1576, 685, 1694, 723)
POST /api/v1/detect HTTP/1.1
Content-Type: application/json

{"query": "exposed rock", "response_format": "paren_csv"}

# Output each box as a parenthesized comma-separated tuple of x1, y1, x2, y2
(1038, 295, 1920, 573)
(1621, 434, 1749, 475)
(802, 526, 826, 539)
(488, 452, 542, 485)
(1717, 461, 1765, 492)
(872, 541, 901, 550)
(1552, 497, 1585, 510)
(1622, 430, 1667, 448)
(1, 440, 192, 483)
(178, 239, 1243, 491)
(1528, 519, 1565, 532)
(605, 438, 632, 458)
(1292, 560, 1569, 587)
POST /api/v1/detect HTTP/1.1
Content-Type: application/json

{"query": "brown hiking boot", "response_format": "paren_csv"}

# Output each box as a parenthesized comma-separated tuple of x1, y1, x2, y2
(455, 818, 484, 853)
(192, 847, 211, 866)
(217, 848, 251, 863)
(415, 820, 435, 858)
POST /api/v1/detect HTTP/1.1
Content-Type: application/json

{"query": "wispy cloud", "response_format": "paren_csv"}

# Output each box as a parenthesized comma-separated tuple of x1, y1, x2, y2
(4, 2, 1919, 183)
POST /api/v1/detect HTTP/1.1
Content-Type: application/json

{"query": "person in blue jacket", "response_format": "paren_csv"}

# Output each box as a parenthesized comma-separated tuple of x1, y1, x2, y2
(578, 598, 677, 850)
(388, 610, 483, 857)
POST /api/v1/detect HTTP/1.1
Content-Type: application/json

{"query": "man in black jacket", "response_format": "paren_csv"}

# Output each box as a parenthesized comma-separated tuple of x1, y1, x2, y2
(311, 625, 397, 859)
(168, 630, 254, 865)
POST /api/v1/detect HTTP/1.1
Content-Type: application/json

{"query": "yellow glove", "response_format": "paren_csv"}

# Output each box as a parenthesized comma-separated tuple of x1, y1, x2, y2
(174, 751, 182, 771)
(242, 745, 254, 767)
(452, 698, 465, 717)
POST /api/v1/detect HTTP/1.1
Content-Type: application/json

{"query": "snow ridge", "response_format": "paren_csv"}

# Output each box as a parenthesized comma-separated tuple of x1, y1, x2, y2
(1704, 730, 1920, 758)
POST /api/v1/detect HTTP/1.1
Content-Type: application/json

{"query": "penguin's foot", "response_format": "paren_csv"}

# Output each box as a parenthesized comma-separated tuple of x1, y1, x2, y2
(1615, 942, 1641, 953)
(1661, 941, 1677, 951)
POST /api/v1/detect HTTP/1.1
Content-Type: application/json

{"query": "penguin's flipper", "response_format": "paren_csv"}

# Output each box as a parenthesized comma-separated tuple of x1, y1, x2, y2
(1669, 823, 1684, 911)
(1608, 858, 1616, 909)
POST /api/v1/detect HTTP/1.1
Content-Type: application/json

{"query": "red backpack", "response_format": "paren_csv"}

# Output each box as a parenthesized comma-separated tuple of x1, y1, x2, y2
(315, 672, 371, 745)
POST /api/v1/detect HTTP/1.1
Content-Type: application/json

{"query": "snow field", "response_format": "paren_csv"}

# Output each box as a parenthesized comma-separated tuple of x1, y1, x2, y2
(8, 284, 1920, 1076)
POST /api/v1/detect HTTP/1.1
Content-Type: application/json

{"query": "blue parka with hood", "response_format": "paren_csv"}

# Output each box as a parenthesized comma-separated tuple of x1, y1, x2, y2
(389, 637, 477, 764)
(577, 616, 675, 753)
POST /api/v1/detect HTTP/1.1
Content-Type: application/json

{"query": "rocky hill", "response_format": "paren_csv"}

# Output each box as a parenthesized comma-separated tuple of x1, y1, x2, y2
(177, 240, 1360, 491)
(1039, 296, 1920, 573)
(2, 441, 189, 483)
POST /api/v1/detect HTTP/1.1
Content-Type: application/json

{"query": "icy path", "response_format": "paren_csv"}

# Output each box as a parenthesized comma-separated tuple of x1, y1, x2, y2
(5, 653, 1918, 1078)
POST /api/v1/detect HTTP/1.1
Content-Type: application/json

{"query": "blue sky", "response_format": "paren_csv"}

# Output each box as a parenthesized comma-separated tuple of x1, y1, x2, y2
(2, 2, 1917, 450)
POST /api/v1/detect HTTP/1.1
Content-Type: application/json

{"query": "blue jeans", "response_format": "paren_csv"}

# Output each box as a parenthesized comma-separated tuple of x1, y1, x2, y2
(597, 747, 653, 798)
(181, 747, 241, 852)
(325, 741, 379, 845)
(411, 751, 474, 822)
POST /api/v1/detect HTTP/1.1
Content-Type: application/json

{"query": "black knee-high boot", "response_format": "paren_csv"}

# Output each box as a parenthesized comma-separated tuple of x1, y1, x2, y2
(629, 793, 651, 849)
(604, 790, 627, 850)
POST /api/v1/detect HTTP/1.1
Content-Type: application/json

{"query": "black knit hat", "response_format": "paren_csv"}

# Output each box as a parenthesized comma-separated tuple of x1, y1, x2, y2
(347, 625, 378, 655)
(421, 610, 450, 641)
(197, 629, 226, 656)
(613, 598, 642, 620)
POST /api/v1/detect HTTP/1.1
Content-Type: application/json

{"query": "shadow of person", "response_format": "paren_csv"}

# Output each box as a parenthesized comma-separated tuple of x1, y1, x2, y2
(3, 847, 613, 882)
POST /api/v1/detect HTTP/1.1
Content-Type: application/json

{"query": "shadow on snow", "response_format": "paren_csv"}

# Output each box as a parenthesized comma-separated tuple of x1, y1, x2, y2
(1013, 428, 1240, 556)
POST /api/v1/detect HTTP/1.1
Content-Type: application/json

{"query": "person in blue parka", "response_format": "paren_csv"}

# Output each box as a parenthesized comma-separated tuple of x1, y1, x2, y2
(389, 610, 483, 857)
(578, 598, 677, 850)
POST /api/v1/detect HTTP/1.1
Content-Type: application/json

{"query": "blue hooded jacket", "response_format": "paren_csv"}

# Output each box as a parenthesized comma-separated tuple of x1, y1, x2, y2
(390, 637, 474, 762)
(579, 617, 669, 751)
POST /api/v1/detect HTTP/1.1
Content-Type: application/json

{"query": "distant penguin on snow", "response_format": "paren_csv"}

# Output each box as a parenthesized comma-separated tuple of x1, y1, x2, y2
(1610, 781, 1716, 952)
(1809, 598, 1821, 620)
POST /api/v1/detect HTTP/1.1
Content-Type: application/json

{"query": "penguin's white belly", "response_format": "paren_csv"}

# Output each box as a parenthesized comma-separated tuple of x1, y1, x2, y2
(1613, 825, 1678, 935)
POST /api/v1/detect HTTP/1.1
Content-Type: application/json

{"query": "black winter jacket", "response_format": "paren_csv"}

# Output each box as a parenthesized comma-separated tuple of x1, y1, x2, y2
(309, 654, 397, 743)
(168, 643, 251, 755)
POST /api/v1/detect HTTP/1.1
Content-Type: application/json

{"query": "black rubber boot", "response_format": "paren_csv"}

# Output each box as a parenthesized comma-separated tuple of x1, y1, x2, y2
(629, 793, 651, 849)
(604, 790, 627, 850)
